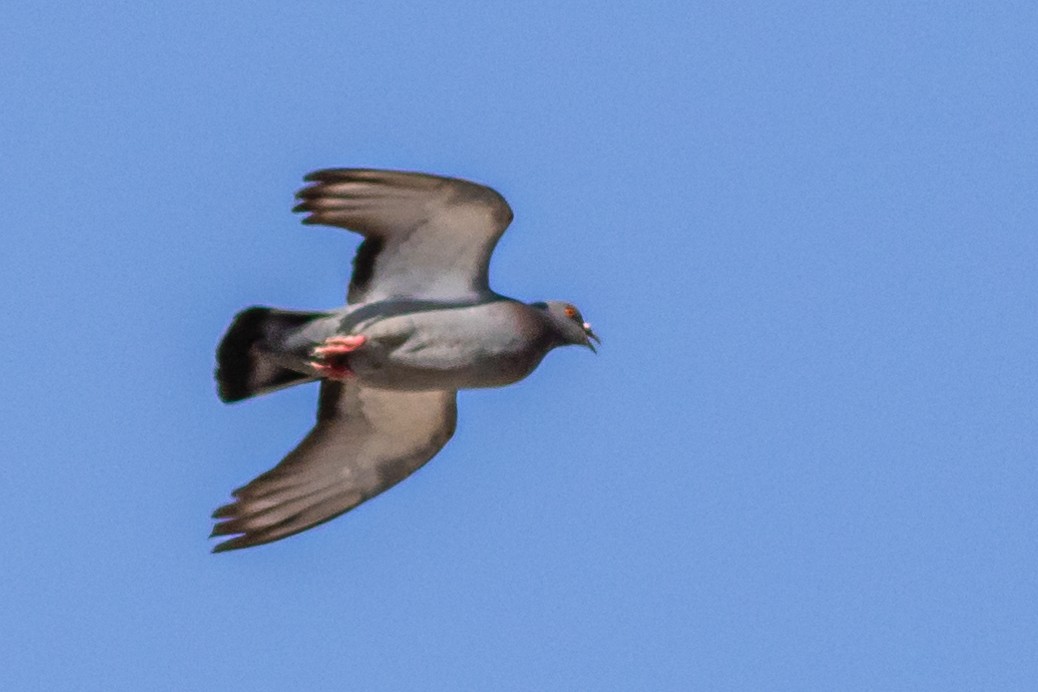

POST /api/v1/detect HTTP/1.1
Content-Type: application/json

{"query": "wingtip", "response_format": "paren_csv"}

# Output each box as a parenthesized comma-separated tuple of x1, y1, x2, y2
(210, 539, 235, 554)
(209, 520, 245, 546)
(210, 531, 270, 553)
(303, 168, 346, 182)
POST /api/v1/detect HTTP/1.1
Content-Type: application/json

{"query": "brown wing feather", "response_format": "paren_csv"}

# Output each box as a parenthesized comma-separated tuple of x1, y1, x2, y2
(211, 381, 457, 552)
(293, 169, 513, 303)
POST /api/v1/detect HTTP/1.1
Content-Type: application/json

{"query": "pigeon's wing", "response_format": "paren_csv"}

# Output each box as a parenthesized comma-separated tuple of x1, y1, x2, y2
(210, 381, 457, 552)
(293, 169, 514, 303)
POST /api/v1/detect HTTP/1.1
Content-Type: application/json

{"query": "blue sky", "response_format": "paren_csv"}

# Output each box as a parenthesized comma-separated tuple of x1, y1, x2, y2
(2, 2, 1036, 689)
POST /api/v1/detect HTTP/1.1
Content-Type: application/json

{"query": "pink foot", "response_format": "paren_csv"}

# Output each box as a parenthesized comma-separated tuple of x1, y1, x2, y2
(309, 334, 367, 381)
(309, 360, 355, 381)
(312, 335, 367, 357)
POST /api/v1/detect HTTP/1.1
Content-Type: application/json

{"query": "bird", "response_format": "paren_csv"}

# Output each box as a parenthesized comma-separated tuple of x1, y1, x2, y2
(211, 168, 598, 552)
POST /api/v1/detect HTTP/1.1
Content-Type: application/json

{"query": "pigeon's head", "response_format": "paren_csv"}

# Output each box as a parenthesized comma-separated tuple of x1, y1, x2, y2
(536, 301, 600, 353)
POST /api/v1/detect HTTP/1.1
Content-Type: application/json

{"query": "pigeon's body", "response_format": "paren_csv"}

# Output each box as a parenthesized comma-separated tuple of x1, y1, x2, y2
(243, 298, 558, 392)
(341, 299, 557, 390)
(211, 168, 597, 552)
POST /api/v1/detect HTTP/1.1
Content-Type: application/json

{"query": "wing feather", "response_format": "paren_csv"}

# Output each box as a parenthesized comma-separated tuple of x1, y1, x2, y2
(293, 169, 513, 303)
(210, 381, 457, 552)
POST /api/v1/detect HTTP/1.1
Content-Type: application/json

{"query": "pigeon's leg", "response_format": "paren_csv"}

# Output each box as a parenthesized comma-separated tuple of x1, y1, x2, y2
(312, 335, 367, 358)
(309, 335, 367, 381)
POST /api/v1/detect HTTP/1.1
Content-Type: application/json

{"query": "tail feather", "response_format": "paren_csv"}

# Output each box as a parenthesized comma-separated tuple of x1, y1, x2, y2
(215, 307, 325, 403)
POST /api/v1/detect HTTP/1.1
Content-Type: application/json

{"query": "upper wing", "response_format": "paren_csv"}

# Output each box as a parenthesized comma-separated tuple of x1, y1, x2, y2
(210, 382, 457, 552)
(293, 169, 514, 303)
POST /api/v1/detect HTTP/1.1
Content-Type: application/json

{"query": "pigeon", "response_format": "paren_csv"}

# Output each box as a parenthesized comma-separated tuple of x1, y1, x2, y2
(211, 168, 598, 552)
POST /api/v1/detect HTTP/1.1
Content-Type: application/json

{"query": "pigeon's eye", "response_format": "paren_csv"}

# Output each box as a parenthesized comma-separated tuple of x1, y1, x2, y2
(564, 305, 578, 319)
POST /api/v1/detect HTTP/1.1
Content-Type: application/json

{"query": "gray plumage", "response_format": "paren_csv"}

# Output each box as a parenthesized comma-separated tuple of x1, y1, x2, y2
(212, 168, 598, 552)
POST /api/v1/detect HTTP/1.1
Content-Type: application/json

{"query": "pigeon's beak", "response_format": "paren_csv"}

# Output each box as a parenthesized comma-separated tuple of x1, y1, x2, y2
(583, 322, 600, 354)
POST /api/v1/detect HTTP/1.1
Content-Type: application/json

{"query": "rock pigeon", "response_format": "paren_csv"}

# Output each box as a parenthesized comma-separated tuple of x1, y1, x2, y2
(211, 168, 598, 552)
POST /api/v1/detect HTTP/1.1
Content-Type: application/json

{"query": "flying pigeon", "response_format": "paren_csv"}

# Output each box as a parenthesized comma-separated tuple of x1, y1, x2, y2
(211, 168, 598, 552)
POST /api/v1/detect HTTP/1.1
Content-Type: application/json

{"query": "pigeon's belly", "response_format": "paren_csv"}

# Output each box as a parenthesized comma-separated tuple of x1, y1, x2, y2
(345, 303, 550, 391)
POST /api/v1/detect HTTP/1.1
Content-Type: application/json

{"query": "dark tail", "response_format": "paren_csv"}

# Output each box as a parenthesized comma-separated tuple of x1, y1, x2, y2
(215, 306, 326, 403)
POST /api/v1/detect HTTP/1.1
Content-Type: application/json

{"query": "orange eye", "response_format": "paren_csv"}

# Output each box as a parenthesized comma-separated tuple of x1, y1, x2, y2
(564, 306, 578, 318)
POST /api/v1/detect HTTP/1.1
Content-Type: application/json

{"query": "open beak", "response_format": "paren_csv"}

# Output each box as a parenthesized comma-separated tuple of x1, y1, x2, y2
(583, 322, 600, 354)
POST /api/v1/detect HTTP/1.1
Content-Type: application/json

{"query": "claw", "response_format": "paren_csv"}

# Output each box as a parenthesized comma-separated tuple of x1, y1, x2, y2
(309, 360, 354, 381)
